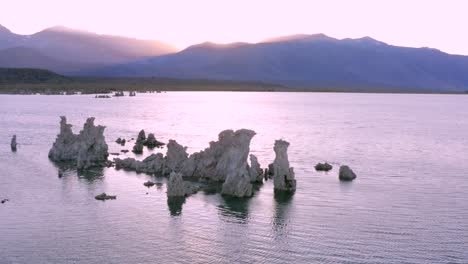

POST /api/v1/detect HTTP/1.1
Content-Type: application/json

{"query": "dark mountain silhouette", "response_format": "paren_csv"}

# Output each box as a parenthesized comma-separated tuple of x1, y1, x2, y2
(0, 67, 70, 84)
(91, 34, 468, 91)
(0, 24, 178, 67)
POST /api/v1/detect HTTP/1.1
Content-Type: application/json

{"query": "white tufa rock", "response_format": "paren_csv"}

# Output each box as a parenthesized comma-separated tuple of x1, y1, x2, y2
(248, 154, 263, 183)
(272, 140, 296, 192)
(49, 117, 109, 169)
(221, 172, 253, 197)
(186, 129, 256, 182)
(165, 140, 189, 173)
(116, 129, 258, 198)
(167, 172, 198, 197)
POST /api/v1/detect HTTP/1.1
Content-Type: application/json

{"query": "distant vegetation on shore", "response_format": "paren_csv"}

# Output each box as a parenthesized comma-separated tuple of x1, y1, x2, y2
(0, 67, 467, 95)
(0, 67, 283, 94)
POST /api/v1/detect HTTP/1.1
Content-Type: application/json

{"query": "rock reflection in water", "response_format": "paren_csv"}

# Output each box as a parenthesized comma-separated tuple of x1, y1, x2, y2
(167, 196, 186, 216)
(217, 196, 251, 223)
(272, 190, 294, 233)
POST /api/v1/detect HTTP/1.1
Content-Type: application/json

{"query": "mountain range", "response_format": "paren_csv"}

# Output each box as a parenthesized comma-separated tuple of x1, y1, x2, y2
(1, 24, 468, 92)
(0, 24, 177, 72)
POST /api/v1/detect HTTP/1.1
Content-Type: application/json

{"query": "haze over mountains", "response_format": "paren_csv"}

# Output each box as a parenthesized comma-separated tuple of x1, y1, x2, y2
(0, 24, 177, 72)
(1, 24, 468, 91)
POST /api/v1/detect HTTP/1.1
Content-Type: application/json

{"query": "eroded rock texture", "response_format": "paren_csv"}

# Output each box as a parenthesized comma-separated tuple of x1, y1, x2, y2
(144, 133, 164, 148)
(248, 154, 263, 183)
(166, 172, 199, 197)
(49, 117, 109, 169)
(115, 153, 165, 174)
(271, 140, 296, 192)
(115, 129, 258, 197)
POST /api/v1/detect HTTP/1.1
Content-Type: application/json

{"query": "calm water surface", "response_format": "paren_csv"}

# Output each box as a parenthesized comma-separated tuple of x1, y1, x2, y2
(0, 92, 467, 264)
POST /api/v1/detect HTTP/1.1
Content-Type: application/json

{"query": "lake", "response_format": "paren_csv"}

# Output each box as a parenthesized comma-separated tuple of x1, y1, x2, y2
(1, 92, 467, 264)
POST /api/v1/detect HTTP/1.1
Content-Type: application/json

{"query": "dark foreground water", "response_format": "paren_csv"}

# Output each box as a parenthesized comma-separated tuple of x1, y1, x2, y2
(1, 92, 467, 264)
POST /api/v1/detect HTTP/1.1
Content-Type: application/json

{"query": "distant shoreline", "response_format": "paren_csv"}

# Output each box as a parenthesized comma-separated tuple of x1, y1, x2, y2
(0, 75, 467, 95)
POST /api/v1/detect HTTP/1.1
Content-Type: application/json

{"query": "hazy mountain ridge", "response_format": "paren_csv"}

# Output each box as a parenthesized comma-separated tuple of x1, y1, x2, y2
(2, 23, 468, 92)
(91, 34, 468, 91)
(0, 24, 178, 69)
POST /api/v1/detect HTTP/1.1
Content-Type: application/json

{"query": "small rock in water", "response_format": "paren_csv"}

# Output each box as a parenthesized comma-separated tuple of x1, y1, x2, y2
(339, 165, 357, 181)
(110, 153, 120, 156)
(143, 181, 156, 187)
(137, 130, 146, 143)
(1, 199, 9, 204)
(132, 142, 144, 154)
(315, 162, 333, 172)
(11, 135, 17, 152)
(95, 193, 117, 201)
(121, 150, 129, 153)
(116, 138, 126, 146)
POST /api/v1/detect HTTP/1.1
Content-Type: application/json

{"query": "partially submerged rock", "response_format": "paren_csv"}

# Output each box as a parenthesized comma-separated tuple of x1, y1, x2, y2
(115, 153, 165, 174)
(143, 181, 156, 187)
(137, 130, 146, 143)
(272, 140, 296, 192)
(184, 129, 256, 182)
(94, 193, 117, 201)
(49, 117, 109, 169)
(221, 172, 253, 197)
(339, 165, 357, 181)
(95, 193, 116, 200)
(132, 141, 144, 154)
(115, 138, 126, 145)
(167, 172, 198, 197)
(315, 162, 333, 172)
(114, 91, 124, 97)
(144, 133, 164, 148)
(1, 199, 9, 204)
(11, 135, 17, 152)
(95, 95, 111, 99)
(117, 129, 260, 198)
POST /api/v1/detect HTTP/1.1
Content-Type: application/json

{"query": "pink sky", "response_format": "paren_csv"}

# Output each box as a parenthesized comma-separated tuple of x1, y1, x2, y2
(1, 0, 467, 54)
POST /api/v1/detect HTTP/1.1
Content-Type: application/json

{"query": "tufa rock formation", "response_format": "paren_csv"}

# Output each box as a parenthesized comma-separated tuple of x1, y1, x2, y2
(115, 129, 258, 197)
(144, 133, 164, 148)
(271, 140, 296, 192)
(49, 117, 109, 169)
(167, 172, 199, 197)
(248, 154, 263, 183)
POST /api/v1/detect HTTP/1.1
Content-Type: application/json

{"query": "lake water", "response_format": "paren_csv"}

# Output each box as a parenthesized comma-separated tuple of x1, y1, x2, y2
(1, 92, 468, 264)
